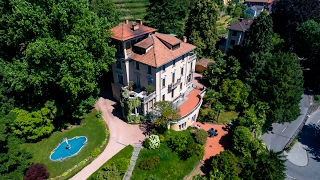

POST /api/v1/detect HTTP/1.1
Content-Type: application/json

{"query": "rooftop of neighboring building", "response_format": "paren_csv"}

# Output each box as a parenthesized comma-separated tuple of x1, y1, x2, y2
(249, 5, 264, 11)
(110, 19, 156, 41)
(196, 58, 215, 68)
(130, 33, 196, 67)
(245, 0, 273, 3)
(227, 18, 253, 32)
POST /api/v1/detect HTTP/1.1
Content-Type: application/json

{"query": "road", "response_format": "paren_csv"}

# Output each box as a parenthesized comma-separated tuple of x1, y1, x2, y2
(285, 110, 320, 180)
(261, 94, 309, 152)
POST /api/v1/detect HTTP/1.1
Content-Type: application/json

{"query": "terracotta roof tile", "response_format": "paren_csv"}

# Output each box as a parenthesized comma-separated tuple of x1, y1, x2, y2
(130, 34, 196, 67)
(155, 33, 181, 46)
(134, 37, 153, 49)
(111, 23, 156, 41)
(196, 58, 215, 68)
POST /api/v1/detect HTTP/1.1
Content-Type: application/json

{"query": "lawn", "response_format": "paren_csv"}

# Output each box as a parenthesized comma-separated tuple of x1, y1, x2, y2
(131, 131, 201, 180)
(88, 145, 134, 179)
(20, 109, 107, 179)
(115, 0, 149, 21)
(216, 15, 235, 36)
(218, 111, 239, 124)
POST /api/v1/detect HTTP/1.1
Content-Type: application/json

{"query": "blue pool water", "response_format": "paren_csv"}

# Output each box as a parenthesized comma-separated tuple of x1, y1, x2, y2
(50, 136, 87, 161)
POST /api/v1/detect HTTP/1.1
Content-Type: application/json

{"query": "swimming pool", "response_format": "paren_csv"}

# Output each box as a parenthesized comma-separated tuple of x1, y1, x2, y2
(50, 136, 87, 161)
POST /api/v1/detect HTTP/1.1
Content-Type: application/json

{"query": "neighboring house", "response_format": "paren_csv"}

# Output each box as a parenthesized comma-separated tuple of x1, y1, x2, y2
(244, 5, 264, 18)
(224, 18, 253, 53)
(110, 19, 205, 131)
(244, 0, 273, 10)
(195, 58, 215, 73)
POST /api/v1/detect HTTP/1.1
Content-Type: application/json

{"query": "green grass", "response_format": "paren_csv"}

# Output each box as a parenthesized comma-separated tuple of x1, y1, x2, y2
(20, 109, 107, 179)
(115, 0, 149, 21)
(131, 131, 201, 180)
(218, 111, 239, 124)
(88, 145, 134, 179)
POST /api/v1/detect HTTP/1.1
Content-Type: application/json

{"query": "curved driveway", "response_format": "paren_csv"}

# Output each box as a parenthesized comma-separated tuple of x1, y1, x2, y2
(70, 97, 145, 180)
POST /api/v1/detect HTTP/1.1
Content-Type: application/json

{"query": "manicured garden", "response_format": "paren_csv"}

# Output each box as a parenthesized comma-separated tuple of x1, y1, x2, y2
(20, 110, 107, 179)
(88, 145, 134, 180)
(131, 129, 203, 180)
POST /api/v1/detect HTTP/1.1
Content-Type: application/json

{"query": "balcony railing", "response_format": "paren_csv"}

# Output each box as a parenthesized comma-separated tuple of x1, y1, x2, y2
(171, 77, 181, 89)
(188, 52, 196, 62)
(143, 91, 156, 103)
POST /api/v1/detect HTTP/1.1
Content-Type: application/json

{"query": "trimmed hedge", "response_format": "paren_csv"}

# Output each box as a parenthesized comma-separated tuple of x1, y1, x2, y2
(139, 156, 160, 171)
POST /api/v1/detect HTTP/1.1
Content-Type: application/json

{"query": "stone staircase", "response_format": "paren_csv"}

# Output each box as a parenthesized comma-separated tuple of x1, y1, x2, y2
(123, 143, 142, 180)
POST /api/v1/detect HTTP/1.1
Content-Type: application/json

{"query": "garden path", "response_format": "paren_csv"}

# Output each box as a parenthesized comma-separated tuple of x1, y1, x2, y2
(123, 143, 142, 180)
(70, 97, 145, 180)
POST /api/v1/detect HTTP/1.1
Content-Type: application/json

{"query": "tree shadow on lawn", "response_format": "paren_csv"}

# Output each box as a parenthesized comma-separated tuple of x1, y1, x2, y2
(299, 123, 320, 162)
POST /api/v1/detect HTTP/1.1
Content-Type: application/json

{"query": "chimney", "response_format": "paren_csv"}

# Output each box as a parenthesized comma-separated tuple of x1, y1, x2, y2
(238, 18, 243, 22)
(136, 19, 143, 25)
(183, 36, 187, 43)
(125, 19, 129, 24)
(132, 23, 139, 31)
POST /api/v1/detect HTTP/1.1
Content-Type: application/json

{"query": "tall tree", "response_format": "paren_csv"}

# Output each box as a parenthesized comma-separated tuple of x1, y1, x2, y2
(240, 13, 273, 87)
(211, 150, 241, 180)
(255, 52, 304, 125)
(0, 0, 116, 118)
(150, 101, 181, 127)
(144, 0, 187, 38)
(89, 0, 120, 27)
(185, 0, 219, 57)
(271, 0, 320, 50)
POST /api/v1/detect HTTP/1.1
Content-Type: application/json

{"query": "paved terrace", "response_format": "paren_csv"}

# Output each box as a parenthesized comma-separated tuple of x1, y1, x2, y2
(179, 88, 201, 117)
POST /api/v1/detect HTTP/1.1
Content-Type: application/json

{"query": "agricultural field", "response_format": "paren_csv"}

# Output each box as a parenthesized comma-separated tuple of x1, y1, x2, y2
(115, 0, 149, 22)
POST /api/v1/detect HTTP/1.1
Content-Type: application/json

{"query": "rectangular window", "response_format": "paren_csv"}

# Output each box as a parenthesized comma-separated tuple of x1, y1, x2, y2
(162, 78, 166, 87)
(162, 64, 165, 71)
(172, 89, 174, 98)
(190, 62, 193, 72)
(147, 65, 152, 74)
(162, 94, 165, 101)
(181, 67, 184, 75)
(192, 114, 196, 123)
(179, 122, 186, 130)
(173, 59, 176, 66)
(232, 31, 237, 36)
(117, 74, 123, 85)
(136, 62, 139, 70)
(116, 61, 121, 69)
(172, 72, 175, 83)
(180, 83, 182, 90)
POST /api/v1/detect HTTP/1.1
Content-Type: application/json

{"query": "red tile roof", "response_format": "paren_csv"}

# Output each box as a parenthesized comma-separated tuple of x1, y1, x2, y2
(179, 88, 201, 117)
(130, 33, 196, 67)
(135, 37, 153, 49)
(155, 33, 181, 46)
(111, 23, 156, 41)
(196, 58, 215, 68)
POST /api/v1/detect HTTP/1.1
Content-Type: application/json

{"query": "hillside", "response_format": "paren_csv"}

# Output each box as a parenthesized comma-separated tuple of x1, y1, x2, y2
(115, 0, 149, 22)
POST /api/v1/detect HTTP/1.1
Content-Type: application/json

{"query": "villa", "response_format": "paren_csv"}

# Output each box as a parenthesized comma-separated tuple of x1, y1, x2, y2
(110, 19, 205, 131)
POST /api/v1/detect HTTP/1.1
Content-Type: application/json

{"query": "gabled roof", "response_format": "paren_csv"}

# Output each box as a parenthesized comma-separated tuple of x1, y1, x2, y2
(227, 19, 253, 32)
(251, 5, 264, 11)
(196, 58, 215, 68)
(111, 23, 156, 41)
(130, 33, 196, 67)
(155, 33, 181, 46)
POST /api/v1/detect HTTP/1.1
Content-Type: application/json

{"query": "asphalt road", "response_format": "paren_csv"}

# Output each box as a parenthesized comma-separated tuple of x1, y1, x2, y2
(261, 94, 309, 152)
(285, 110, 320, 180)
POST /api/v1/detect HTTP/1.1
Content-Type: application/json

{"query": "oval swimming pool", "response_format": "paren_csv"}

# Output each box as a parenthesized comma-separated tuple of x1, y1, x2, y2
(50, 136, 87, 161)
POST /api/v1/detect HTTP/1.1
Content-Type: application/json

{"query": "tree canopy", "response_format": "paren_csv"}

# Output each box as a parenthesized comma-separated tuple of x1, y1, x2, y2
(89, 0, 120, 27)
(0, 0, 116, 118)
(144, 0, 188, 38)
(185, 0, 219, 57)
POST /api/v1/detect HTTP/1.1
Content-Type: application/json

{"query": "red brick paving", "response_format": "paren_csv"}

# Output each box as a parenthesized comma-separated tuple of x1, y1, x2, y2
(178, 88, 201, 117)
(194, 123, 233, 162)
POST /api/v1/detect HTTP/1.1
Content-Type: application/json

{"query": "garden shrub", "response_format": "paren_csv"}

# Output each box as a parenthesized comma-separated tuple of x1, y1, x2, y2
(97, 165, 121, 180)
(144, 135, 160, 149)
(194, 129, 208, 145)
(139, 156, 160, 170)
(187, 143, 204, 157)
(112, 158, 130, 174)
(105, 129, 110, 135)
(24, 163, 50, 180)
(158, 134, 165, 142)
(167, 133, 189, 153)
(91, 148, 101, 157)
(78, 160, 86, 167)
(96, 111, 102, 118)
(102, 140, 107, 146)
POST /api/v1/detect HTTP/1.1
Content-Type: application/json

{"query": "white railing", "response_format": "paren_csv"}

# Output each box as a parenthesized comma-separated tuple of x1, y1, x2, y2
(189, 52, 196, 62)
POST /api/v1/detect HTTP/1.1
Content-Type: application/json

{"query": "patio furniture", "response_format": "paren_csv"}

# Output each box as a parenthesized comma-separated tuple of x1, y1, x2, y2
(208, 128, 217, 137)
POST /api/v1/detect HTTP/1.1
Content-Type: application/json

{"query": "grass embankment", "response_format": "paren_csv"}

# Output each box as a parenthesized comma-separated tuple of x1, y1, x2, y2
(115, 0, 149, 21)
(21, 109, 106, 179)
(131, 130, 201, 180)
(88, 145, 134, 179)
(218, 111, 239, 124)
(216, 15, 238, 36)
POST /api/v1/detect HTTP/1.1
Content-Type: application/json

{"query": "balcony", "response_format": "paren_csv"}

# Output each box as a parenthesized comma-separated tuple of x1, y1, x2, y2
(188, 52, 196, 62)
(121, 86, 156, 104)
(168, 77, 181, 91)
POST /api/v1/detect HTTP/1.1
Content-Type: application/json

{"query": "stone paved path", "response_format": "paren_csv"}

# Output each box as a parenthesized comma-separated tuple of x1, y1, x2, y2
(123, 143, 142, 180)
(70, 97, 145, 180)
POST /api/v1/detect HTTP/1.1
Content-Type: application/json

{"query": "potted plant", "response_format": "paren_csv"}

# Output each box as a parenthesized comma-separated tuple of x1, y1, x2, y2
(145, 85, 154, 95)
(128, 81, 134, 91)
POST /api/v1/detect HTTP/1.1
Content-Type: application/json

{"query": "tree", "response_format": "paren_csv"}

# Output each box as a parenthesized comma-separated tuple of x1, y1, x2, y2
(24, 163, 49, 180)
(0, 0, 116, 118)
(11, 108, 55, 141)
(194, 129, 208, 145)
(144, 0, 187, 38)
(211, 150, 241, 180)
(203, 53, 227, 87)
(219, 79, 249, 111)
(232, 126, 253, 157)
(271, 0, 320, 50)
(185, 0, 219, 57)
(89, 0, 120, 27)
(255, 52, 304, 125)
(240, 13, 273, 87)
(150, 101, 181, 127)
